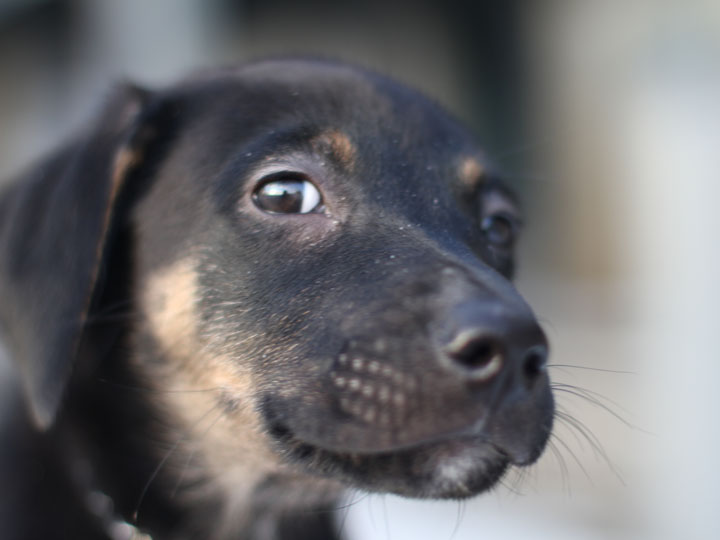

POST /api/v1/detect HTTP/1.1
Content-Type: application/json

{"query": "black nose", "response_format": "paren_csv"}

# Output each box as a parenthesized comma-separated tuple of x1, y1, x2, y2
(435, 296, 555, 465)
(438, 301, 548, 391)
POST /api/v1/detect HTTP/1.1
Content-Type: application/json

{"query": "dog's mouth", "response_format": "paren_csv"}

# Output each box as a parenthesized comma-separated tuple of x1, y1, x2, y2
(254, 313, 553, 499)
(264, 413, 515, 499)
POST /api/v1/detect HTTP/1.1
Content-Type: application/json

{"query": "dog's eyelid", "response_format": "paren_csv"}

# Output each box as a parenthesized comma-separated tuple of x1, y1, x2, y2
(254, 168, 311, 184)
(247, 160, 324, 193)
(476, 185, 523, 257)
(480, 186, 521, 220)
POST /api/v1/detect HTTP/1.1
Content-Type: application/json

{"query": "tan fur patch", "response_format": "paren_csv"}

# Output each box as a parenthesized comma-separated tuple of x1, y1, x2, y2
(313, 130, 357, 167)
(139, 257, 295, 524)
(459, 157, 485, 189)
(111, 147, 142, 193)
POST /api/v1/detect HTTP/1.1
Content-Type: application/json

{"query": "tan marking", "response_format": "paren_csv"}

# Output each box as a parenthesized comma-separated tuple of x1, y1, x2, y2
(313, 130, 357, 167)
(142, 258, 198, 358)
(367, 361, 381, 375)
(459, 157, 486, 189)
(112, 147, 142, 191)
(139, 257, 304, 524)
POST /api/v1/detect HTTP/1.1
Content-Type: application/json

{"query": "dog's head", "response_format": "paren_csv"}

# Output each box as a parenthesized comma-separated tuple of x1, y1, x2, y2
(0, 59, 553, 504)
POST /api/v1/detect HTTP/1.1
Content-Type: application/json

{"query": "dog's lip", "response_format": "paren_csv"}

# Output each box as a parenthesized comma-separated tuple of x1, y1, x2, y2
(270, 418, 514, 498)
(268, 409, 489, 454)
(264, 402, 543, 468)
(268, 415, 514, 464)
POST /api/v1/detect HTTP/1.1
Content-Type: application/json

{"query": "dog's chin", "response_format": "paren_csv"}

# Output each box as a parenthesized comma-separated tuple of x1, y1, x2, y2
(271, 423, 512, 499)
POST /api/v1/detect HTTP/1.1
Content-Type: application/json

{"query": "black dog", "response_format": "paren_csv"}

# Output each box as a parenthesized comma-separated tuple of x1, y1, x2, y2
(0, 59, 553, 540)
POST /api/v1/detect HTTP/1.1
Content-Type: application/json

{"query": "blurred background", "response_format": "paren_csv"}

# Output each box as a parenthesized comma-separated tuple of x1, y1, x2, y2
(1, 0, 718, 538)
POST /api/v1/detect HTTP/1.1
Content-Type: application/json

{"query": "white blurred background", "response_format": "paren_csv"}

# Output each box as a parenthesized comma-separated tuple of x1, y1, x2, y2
(1, 1, 718, 538)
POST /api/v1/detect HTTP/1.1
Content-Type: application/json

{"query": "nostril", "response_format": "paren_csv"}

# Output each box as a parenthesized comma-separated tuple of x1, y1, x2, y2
(523, 345, 548, 382)
(445, 330, 504, 382)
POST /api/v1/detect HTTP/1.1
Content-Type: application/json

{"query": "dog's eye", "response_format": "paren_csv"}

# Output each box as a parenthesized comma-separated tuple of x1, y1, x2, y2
(481, 213, 517, 249)
(253, 175, 322, 214)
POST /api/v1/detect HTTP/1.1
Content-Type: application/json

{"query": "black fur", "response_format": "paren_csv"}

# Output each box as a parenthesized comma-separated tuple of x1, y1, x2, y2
(0, 59, 553, 540)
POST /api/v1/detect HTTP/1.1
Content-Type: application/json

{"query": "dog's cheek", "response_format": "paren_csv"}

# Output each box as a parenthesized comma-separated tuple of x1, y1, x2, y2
(136, 256, 294, 502)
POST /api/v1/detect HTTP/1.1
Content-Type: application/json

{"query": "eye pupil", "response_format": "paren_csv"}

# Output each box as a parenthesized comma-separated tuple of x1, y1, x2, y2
(253, 177, 322, 214)
(482, 214, 515, 247)
(256, 181, 304, 213)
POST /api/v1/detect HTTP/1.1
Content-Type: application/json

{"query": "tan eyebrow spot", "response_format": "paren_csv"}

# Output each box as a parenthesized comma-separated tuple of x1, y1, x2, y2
(313, 130, 357, 167)
(458, 157, 486, 189)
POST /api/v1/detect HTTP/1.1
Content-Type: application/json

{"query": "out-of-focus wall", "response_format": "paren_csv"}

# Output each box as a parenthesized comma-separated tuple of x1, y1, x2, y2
(514, 2, 720, 539)
(1, 1, 718, 539)
(0, 0, 522, 181)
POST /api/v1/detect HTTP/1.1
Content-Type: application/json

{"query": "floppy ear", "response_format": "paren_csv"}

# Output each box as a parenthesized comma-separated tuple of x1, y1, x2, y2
(0, 84, 159, 429)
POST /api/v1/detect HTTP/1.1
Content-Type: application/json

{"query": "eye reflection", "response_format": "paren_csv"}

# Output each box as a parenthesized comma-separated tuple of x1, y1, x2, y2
(481, 213, 517, 248)
(253, 177, 322, 214)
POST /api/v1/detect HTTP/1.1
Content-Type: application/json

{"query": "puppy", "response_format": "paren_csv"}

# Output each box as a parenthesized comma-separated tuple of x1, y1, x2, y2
(0, 59, 553, 540)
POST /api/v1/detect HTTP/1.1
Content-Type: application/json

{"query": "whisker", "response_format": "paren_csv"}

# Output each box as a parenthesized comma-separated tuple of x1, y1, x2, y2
(97, 378, 229, 395)
(552, 383, 635, 428)
(171, 407, 227, 498)
(555, 411, 626, 485)
(449, 500, 466, 540)
(498, 473, 525, 497)
(334, 492, 367, 539)
(329, 491, 370, 513)
(555, 410, 605, 458)
(511, 464, 531, 495)
(545, 438, 571, 496)
(548, 363, 635, 375)
(382, 495, 391, 540)
(132, 403, 222, 522)
(554, 404, 588, 449)
(296, 491, 370, 516)
(548, 431, 593, 483)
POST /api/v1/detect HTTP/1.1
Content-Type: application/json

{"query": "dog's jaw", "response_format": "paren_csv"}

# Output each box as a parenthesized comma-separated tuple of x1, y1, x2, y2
(261, 400, 513, 500)
(136, 255, 346, 535)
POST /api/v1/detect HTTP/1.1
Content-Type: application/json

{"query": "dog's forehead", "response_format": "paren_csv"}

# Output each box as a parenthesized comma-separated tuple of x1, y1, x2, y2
(138, 61, 502, 251)
(183, 62, 482, 167)
(168, 62, 491, 220)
